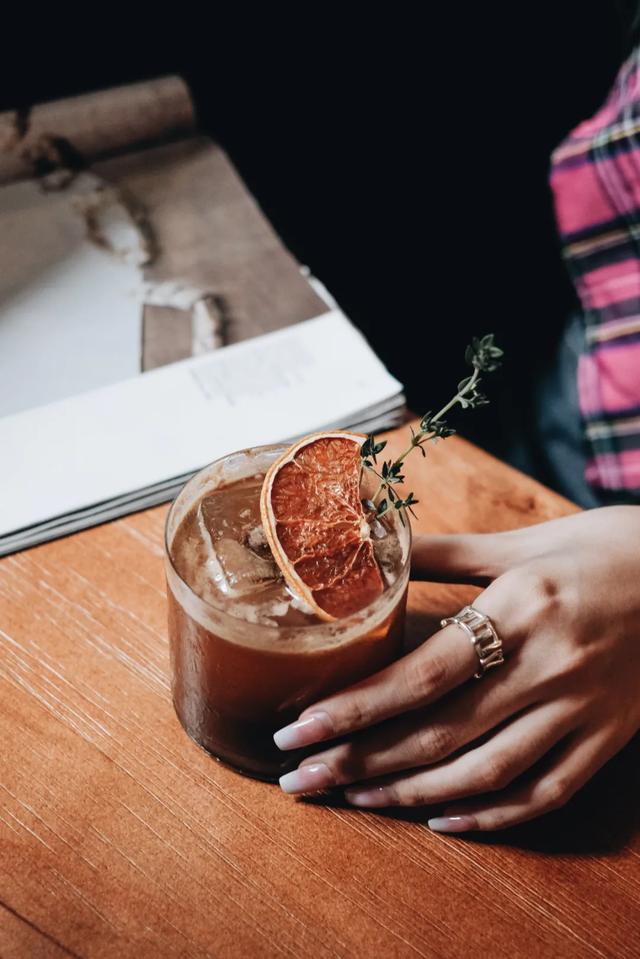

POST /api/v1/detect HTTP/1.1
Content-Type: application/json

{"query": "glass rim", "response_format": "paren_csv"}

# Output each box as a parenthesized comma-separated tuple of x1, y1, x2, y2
(163, 442, 412, 641)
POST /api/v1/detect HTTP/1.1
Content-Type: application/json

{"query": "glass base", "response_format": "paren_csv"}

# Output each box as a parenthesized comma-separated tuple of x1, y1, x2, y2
(173, 702, 303, 783)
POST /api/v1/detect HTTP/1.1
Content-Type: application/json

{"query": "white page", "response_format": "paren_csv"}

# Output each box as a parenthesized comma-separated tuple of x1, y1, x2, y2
(1, 310, 402, 537)
(0, 179, 144, 417)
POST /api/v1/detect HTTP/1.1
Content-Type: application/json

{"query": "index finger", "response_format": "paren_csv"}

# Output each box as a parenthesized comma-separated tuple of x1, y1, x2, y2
(273, 620, 480, 752)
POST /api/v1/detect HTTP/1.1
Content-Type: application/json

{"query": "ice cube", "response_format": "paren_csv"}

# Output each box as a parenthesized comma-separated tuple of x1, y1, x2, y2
(369, 518, 387, 539)
(199, 486, 259, 541)
(247, 524, 268, 551)
(196, 500, 279, 597)
(215, 538, 279, 593)
(286, 586, 316, 617)
(196, 510, 230, 593)
(373, 530, 403, 586)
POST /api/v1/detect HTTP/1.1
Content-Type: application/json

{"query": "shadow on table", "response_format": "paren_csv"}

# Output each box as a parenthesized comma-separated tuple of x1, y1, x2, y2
(477, 733, 640, 856)
(305, 736, 639, 856)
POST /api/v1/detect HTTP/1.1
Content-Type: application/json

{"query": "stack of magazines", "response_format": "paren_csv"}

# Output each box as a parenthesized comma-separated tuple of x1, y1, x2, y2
(0, 79, 405, 556)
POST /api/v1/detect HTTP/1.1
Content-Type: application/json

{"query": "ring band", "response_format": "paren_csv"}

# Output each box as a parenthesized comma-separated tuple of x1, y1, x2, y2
(440, 604, 504, 679)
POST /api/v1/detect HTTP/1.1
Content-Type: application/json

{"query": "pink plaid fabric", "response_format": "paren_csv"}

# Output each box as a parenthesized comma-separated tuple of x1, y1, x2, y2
(550, 49, 640, 492)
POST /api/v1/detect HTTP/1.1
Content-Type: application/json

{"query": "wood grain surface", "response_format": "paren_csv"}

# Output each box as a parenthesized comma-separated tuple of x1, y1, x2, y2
(2, 429, 639, 959)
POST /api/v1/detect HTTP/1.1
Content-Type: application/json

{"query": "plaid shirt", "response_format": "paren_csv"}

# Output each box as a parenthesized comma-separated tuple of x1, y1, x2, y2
(550, 49, 640, 495)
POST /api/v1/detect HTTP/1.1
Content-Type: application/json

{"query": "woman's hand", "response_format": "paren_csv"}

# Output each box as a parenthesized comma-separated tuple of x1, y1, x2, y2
(273, 506, 640, 832)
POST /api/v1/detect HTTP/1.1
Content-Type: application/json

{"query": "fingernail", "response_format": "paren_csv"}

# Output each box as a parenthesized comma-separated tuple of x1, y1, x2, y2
(345, 787, 392, 808)
(428, 815, 477, 833)
(279, 763, 334, 794)
(273, 712, 332, 750)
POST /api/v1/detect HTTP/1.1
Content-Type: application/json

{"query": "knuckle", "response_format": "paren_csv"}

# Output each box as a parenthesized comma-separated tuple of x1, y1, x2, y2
(523, 567, 561, 619)
(505, 565, 563, 628)
(538, 775, 572, 812)
(481, 808, 512, 831)
(392, 781, 424, 807)
(323, 744, 364, 784)
(404, 652, 449, 703)
(537, 641, 597, 693)
(415, 723, 455, 761)
(336, 695, 372, 733)
(476, 753, 515, 792)
(554, 645, 592, 682)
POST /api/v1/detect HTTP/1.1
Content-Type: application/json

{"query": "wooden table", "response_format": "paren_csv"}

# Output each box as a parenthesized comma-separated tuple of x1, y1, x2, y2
(2, 428, 639, 958)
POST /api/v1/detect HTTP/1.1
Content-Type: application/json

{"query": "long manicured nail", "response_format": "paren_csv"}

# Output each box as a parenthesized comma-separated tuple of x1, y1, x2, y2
(428, 815, 477, 833)
(345, 787, 392, 808)
(273, 712, 332, 750)
(279, 763, 333, 794)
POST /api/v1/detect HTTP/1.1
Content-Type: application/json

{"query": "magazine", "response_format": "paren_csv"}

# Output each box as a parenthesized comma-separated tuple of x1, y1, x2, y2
(0, 78, 404, 554)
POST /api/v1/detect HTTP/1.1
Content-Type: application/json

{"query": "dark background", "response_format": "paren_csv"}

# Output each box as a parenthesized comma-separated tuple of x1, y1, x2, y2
(1, 2, 634, 473)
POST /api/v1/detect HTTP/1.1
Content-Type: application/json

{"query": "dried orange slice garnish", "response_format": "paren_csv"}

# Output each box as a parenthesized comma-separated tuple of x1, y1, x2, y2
(260, 431, 385, 621)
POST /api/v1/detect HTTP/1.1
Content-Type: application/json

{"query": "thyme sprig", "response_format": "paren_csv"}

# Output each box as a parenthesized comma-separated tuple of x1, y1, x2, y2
(361, 334, 503, 525)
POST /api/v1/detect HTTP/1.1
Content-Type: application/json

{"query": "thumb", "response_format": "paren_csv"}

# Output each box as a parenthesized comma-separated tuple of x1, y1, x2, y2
(411, 529, 531, 584)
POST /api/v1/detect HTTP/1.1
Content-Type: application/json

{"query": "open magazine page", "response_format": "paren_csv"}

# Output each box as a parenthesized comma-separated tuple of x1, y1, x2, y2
(0, 78, 325, 418)
(0, 310, 404, 553)
(0, 79, 405, 554)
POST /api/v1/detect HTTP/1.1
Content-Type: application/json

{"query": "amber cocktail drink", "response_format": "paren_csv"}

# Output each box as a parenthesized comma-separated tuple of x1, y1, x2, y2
(165, 443, 410, 781)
